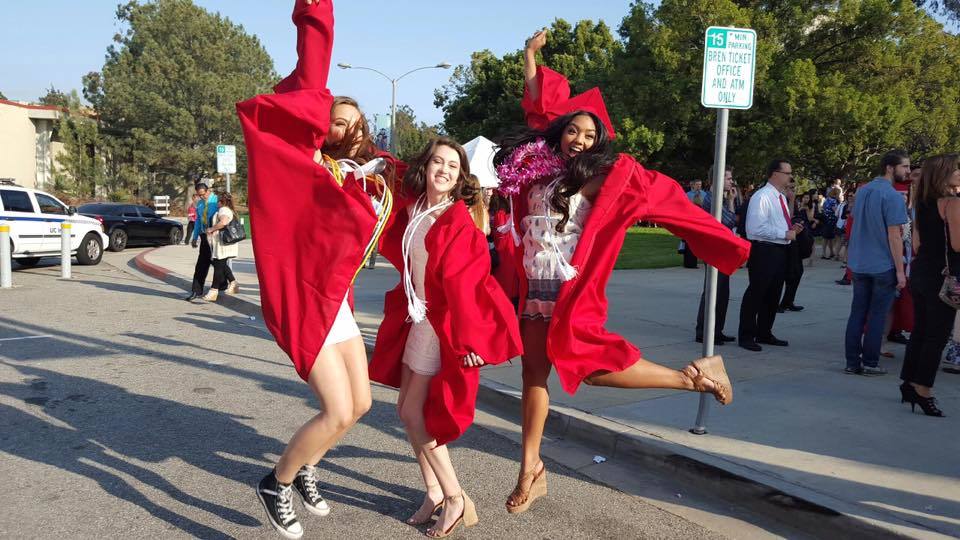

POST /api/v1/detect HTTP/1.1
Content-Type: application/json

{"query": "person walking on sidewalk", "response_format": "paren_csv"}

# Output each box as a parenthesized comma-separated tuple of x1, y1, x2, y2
(493, 29, 749, 516)
(185, 182, 218, 301)
(202, 191, 240, 302)
(844, 150, 910, 375)
(738, 159, 803, 351)
(899, 154, 960, 416)
(369, 139, 521, 537)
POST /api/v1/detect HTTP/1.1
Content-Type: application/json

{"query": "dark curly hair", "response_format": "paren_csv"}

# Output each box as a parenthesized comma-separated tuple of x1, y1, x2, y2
(494, 111, 617, 232)
(402, 137, 478, 206)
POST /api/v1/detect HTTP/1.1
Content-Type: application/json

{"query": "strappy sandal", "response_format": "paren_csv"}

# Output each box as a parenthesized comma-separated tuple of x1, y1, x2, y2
(505, 462, 547, 514)
(689, 355, 733, 405)
(406, 498, 443, 526)
(426, 492, 477, 538)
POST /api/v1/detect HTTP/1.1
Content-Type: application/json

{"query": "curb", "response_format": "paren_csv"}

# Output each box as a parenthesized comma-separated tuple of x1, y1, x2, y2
(127, 252, 932, 539)
(130, 248, 262, 319)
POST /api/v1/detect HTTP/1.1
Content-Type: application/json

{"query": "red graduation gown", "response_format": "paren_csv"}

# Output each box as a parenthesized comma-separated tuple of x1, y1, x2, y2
(491, 208, 520, 300)
(369, 201, 523, 445)
(511, 67, 752, 395)
(236, 0, 397, 380)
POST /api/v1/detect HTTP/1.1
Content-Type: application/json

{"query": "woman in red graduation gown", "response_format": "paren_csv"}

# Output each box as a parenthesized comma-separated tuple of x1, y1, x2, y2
(370, 138, 522, 537)
(236, 1, 402, 537)
(494, 30, 752, 514)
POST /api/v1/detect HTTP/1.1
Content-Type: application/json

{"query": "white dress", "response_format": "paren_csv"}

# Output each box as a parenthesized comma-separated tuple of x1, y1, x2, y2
(321, 293, 361, 348)
(520, 183, 593, 320)
(401, 210, 442, 376)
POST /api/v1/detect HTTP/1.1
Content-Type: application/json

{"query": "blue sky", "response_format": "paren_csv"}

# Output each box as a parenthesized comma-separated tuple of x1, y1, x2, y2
(0, 1, 634, 125)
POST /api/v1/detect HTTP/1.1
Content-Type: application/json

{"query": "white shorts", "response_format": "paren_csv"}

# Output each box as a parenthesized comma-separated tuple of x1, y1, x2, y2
(321, 295, 361, 348)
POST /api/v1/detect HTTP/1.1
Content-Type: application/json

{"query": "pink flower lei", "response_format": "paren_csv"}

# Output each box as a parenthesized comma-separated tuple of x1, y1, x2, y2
(495, 138, 565, 196)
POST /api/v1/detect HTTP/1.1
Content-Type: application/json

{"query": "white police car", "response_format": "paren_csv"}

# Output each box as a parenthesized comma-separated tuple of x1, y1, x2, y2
(0, 180, 109, 267)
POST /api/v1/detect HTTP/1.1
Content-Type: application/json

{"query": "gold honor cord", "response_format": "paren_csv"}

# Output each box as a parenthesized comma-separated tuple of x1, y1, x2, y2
(319, 152, 393, 284)
(353, 175, 392, 284)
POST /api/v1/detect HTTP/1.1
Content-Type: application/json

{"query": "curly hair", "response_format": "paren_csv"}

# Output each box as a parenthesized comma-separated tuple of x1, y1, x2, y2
(494, 111, 617, 232)
(402, 137, 478, 206)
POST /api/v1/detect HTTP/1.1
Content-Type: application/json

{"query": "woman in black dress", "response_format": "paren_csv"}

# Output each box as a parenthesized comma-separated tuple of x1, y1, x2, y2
(901, 153, 960, 417)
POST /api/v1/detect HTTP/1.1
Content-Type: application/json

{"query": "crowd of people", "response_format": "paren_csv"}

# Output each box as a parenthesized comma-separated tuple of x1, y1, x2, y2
(687, 150, 958, 421)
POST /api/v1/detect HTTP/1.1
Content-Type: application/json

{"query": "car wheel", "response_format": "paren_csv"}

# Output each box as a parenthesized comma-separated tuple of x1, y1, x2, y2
(15, 257, 41, 268)
(76, 234, 103, 265)
(168, 227, 183, 245)
(108, 228, 128, 252)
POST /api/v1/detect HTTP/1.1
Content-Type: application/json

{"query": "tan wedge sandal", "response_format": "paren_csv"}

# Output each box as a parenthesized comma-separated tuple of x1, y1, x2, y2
(426, 492, 477, 538)
(505, 462, 547, 514)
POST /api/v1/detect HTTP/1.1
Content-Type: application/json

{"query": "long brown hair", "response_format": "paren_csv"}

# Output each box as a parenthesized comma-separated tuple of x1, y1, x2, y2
(403, 137, 478, 206)
(915, 153, 959, 206)
(322, 96, 397, 190)
(465, 174, 489, 232)
(217, 191, 235, 211)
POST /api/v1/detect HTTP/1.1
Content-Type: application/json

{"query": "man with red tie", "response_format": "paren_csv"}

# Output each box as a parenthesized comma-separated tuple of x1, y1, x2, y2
(738, 160, 805, 351)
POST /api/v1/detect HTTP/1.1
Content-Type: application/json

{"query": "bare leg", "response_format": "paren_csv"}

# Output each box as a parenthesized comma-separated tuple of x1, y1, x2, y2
(303, 336, 371, 466)
(584, 356, 700, 390)
(399, 372, 465, 534)
(507, 318, 550, 509)
(274, 345, 356, 484)
(397, 366, 442, 524)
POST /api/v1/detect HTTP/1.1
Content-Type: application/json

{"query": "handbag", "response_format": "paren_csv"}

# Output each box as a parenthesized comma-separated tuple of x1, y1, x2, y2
(219, 214, 246, 245)
(939, 209, 960, 309)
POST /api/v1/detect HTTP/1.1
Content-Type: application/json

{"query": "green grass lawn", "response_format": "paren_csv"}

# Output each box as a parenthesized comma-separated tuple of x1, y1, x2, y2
(614, 226, 683, 270)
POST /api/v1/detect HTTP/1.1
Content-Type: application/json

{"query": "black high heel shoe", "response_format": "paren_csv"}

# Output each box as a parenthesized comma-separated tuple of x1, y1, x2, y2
(912, 395, 945, 417)
(901, 382, 945, 417)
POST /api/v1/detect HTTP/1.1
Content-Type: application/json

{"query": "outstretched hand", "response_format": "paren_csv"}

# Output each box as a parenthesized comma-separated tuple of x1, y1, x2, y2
(462, 352, 486, 368)
(525, 29, 548, 53)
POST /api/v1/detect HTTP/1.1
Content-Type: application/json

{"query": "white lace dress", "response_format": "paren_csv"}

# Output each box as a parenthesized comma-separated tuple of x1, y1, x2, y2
(401, 210, 442, 376)
(520, 183, 593, 320)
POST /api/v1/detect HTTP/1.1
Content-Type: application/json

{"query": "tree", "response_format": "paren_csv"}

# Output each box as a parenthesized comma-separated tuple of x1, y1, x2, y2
(393, 105, 441, 161)
(52, 91, 106, 197)
(38, 85, 70, 108)
(84, 0, 277, 200)
(0, 90, 7, 100)
(435, 18, 620, 143)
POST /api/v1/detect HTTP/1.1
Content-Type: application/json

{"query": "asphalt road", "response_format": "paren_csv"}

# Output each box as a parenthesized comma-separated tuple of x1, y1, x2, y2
(0, 254, 724, 539)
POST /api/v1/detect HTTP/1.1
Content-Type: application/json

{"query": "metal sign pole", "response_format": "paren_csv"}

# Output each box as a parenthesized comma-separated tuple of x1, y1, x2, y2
(691, 107, 729, 435)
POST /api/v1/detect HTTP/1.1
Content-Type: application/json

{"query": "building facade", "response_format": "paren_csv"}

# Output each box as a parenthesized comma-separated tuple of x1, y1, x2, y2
(0, 99, 66, 190)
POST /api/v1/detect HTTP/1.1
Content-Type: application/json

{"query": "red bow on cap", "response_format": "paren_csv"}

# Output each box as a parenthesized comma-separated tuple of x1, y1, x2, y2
(521, 67, 616, 139)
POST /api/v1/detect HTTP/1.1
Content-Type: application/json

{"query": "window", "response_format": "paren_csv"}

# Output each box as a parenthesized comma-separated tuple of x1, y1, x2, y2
(0, 190, 35, 213)
(138, 206, 158, 219)
(121, 205, 140, 218)
(35, 193, 67, 215)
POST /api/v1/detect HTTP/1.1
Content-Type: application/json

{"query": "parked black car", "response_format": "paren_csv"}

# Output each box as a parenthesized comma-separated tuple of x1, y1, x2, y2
(78, 203, 184, 252)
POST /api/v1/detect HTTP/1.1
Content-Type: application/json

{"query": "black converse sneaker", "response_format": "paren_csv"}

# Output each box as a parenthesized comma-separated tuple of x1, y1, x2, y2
(257, 473, 304, 539)
(293, 464, 331, 516)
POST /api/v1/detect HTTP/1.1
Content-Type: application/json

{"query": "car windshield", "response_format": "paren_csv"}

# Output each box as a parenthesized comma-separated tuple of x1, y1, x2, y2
(79, 204, 122, 216)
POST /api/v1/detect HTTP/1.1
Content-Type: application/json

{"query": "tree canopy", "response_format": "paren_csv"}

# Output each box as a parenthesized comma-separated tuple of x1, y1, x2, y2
(437, 0, 960, 185)
(82, 0, 276, 200)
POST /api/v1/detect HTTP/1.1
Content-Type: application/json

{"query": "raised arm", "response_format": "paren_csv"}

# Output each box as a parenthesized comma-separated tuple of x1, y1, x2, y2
(274, 0, 335, 94)
(523, 30, 547, 102)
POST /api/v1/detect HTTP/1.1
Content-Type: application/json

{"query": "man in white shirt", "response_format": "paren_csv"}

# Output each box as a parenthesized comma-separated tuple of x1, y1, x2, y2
(738, 160, 804, 351)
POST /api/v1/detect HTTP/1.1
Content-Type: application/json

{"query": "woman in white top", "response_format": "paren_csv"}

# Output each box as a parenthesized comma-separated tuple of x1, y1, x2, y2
(203, 191, 240, 301)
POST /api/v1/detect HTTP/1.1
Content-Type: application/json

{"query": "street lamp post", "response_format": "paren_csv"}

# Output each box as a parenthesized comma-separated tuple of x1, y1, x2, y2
(337, 62, 451, 155)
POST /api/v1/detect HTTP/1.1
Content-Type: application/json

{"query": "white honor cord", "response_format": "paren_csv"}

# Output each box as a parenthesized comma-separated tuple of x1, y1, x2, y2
(402, 195, 453, 323)
(496, 197, 522, 247)
(542, 177, 578, 282)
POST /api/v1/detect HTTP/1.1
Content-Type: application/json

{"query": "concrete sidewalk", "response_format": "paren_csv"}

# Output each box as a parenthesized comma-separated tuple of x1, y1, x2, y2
(139, 243, 960, 539)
